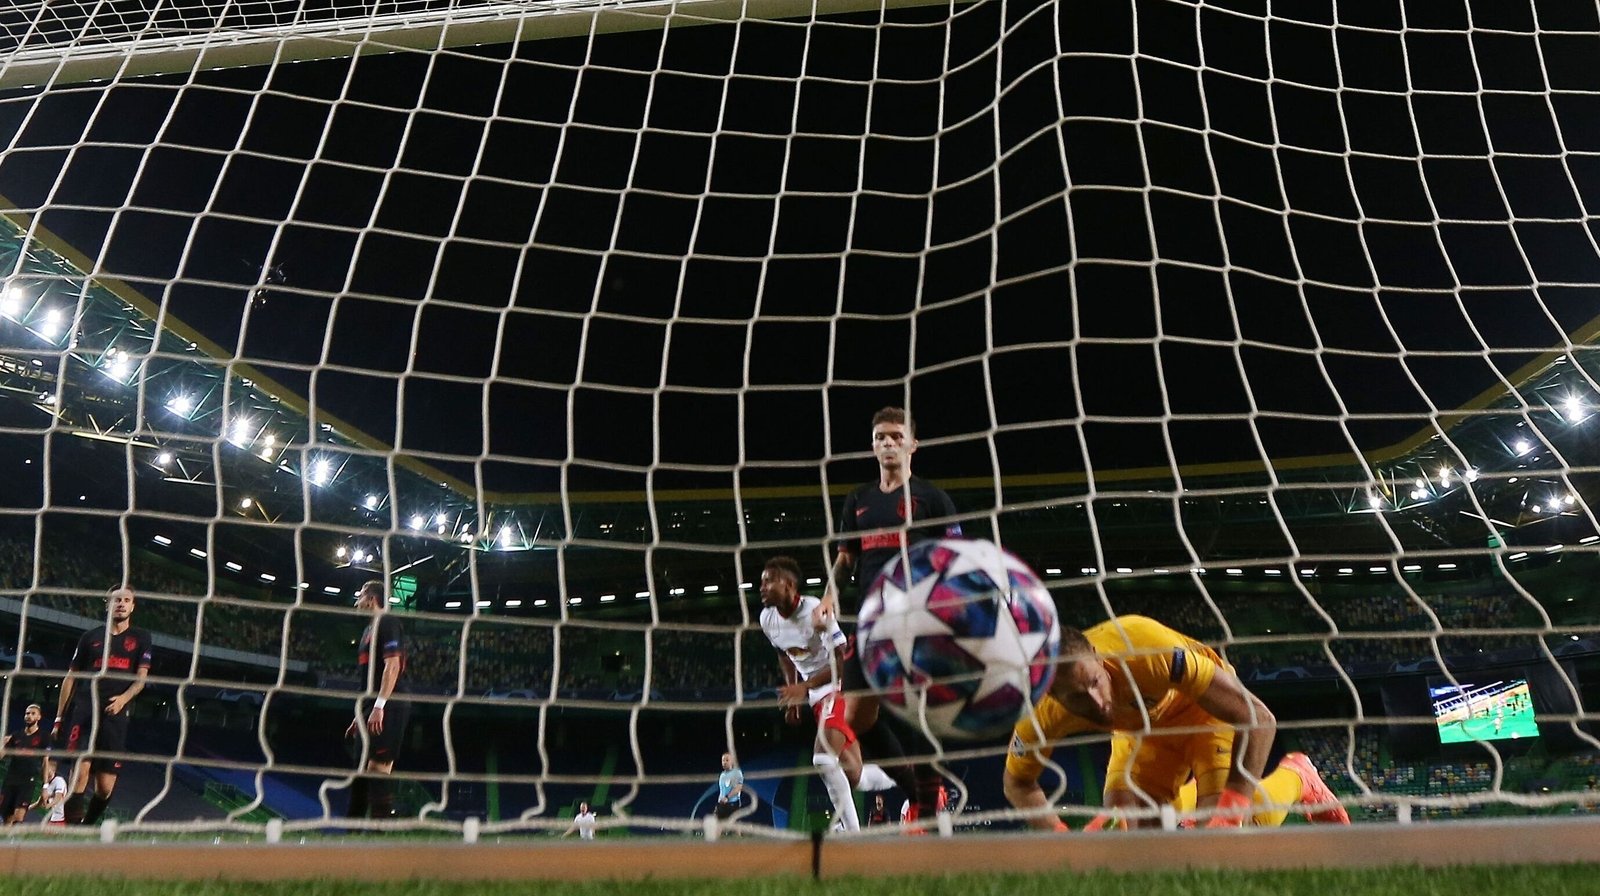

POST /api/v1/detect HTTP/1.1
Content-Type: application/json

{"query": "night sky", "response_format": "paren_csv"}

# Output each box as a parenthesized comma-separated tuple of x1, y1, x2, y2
(2, 0, 1600, 499)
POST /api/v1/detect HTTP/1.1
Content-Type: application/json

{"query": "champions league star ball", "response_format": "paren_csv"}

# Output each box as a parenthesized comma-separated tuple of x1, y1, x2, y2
(857, 538, 1060, 741)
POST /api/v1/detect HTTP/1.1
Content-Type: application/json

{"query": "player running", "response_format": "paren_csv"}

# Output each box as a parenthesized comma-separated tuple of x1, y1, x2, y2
(816, 406, 960, 822)
(761, 556, 863, 832)
(1005, 615, 1349, 830)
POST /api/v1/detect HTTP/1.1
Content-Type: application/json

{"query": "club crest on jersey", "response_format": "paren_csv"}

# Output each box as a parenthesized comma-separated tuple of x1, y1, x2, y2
(123, 636, 139, 653)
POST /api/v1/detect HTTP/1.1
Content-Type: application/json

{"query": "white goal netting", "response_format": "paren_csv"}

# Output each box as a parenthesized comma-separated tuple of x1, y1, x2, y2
(0, 0, 1599, 842)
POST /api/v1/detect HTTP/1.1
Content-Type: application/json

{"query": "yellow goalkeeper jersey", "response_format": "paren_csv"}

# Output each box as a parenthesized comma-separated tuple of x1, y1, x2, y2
(1006, 615, 1229, 782)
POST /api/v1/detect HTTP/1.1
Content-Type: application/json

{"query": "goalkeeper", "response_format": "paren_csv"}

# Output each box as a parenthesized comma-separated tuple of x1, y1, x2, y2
(1004, 615, 1348, 830)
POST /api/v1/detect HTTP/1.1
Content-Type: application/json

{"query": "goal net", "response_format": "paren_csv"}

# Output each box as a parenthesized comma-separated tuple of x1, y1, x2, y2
(1, 0, 1599, 847)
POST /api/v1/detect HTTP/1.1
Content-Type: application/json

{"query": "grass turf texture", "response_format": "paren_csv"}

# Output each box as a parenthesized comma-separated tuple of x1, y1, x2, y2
(0, 866, 1594, 896)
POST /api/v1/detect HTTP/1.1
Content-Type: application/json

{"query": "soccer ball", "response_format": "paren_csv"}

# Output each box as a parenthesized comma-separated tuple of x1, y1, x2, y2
(857, 538, 1060, 741)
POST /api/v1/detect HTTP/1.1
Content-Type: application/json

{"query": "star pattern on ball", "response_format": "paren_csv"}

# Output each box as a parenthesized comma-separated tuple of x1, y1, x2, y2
(863, 564, 951, 672)
(953, 594, 1050, 704)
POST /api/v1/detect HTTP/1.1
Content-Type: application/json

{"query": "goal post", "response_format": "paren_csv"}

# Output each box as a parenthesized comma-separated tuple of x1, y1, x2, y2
(0, 0, 967, 90)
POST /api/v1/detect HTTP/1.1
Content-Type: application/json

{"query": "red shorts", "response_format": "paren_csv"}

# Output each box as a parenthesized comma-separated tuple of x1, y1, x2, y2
(47, 820, 64, 827)
(812, 690, 857, 747)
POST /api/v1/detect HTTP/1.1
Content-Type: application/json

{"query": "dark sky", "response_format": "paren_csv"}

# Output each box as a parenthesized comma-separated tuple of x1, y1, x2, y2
(3, 0, 1600, 498)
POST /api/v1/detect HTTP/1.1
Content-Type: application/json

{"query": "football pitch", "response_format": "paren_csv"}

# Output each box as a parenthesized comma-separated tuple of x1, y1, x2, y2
(0, 865, 1595, 896)
(1438, 710, 1540, 745)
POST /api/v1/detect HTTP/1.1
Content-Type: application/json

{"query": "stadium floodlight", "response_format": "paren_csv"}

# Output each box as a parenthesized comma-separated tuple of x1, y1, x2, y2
(1044, 567, 1062, 575)
(239, 497, 253, 509)
(1225, 568, 1243, 575)
(1337, 568, 1353, 575)
(433, 513, 447, 525)
(1402, 564, 1422, 572)
(39, 308, 61, 339)
(1367, 494, 1384, 509)
(444, 600, 462, 609)
(225, 561, 243, 571)
(1410, 488, 1426, 500)
(702, 585, 718, 592)
(1438, 468, 1451, 485)
(151, 535, 171, 546)
(103, 349, 131, 382)
(308, 457, 333, 486)
(335, 546, 347, 559)
(363, 495, 379, 510)
(1515, 439, 1533, 455)
(505, 599, 522, 608)
(669, 587, 685, 595)
(1564, 494, 1577, 506)
(155, 452, 173, 466)
(1153, 568, 1171, 574)
(1115, 567, 1132, 574)
(1438, 563, 1458, 570)
(259, 573, 275, 582)
(1509, 552, 1529, 561)
(408, 515, 425, 530)
(635, 591, 649, 599)
(600, 594, 616, 603)
(804, 577, 821, 585)
(0, 285, 20, 317)
(533, 599, 548, 608)
(1299, 569, 1314, 577)
(1264, 569, 1282, 576)
(1531, 504, 1543, 514)
(323, 586, 340, 595)
(497, 525, 513, 547)
(1369, 566, 1386, 573)
(1565, 397, 1585, 422)
(166, 394, 195, 416)
(1080, 567, 1097, 574)
(1413, 478, 1425, 489)
(568, 597, 582, 605)
(738, 582, 752, 590)
(1465, 467, 1480, 482)
(476, 600, 491, 608)
(226, 417, 252, 446)
(188, 548, 206, 558)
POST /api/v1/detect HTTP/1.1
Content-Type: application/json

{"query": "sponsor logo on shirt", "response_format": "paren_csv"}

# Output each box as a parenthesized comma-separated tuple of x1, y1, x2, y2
(860, 532, 905, 551)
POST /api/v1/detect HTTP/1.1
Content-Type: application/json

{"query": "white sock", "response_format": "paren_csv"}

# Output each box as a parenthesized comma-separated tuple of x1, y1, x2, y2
(856, 763, 896, 793)
(813, 753, 860, 832)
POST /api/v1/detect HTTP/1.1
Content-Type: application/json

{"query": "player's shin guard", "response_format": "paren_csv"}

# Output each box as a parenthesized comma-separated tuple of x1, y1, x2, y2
(83, 793, 111, 826)
(855, 723, 917, 795)
(346, 777, 370, 819)
(63, 794, 87, 825)
(914, 769, 944, 817)
(367, 776, 395, 819)
(813, 753, 860, 833)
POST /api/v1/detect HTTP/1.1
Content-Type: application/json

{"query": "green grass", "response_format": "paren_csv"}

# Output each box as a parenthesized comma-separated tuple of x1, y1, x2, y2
(0, 866, 1595, 896)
